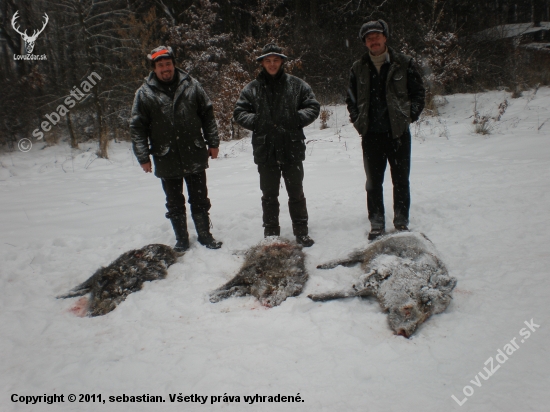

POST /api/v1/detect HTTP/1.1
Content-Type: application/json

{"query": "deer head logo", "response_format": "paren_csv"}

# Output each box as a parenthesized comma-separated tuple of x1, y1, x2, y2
(11, 11, 49, 54)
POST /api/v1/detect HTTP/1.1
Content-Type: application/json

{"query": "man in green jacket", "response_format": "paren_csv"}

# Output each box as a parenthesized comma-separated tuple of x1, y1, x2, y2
(346, 20, 425, 240)
(233, 44, 320, 247)
(131, 46, 222, 251)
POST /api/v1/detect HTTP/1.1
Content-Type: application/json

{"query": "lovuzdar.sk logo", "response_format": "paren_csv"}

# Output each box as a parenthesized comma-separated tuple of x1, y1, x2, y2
(11, 10, 48, 60)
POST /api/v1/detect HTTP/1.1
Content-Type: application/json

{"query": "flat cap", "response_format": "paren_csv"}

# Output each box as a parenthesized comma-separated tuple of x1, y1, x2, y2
(256, 43, 288, 62)
(359, 20, 389, 41)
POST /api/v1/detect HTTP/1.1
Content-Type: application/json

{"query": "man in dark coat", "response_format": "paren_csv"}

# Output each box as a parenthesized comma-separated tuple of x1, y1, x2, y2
(233, 44, 320, 247)
(131, 46, 222, 251)
(346, 20, 425, 240)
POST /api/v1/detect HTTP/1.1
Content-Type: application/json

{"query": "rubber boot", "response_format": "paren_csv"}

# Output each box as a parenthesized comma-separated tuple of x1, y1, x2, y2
(264, 225, 281, 237)
(192, 212, 222, 249)
(170, 215, 190, 252)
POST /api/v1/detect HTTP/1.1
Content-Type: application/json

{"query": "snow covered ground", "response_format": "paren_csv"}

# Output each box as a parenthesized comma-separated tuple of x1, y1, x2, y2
(1, 88, 549, 411)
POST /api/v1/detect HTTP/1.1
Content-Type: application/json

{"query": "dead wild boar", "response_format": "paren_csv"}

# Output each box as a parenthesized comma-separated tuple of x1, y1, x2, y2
(210, 237, 307, 307)
(57, 244, 178, 316)
(309, 232, 456, 338)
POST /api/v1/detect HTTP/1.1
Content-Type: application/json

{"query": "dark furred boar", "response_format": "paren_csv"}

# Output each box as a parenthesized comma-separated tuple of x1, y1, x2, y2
(210, 237, 307, 307)
(57, 244, 178, 316)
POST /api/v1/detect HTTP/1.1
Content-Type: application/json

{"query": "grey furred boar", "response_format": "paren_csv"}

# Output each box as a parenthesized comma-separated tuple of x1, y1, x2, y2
(309, 232, 456, 338)
(57, 244, 178, 316)
(210, 237, 307, 307)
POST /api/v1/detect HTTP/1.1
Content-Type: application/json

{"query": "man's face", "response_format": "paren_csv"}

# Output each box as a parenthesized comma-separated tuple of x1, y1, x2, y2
(261, 55, 284, 76)
(153, 58, 175, 82)
(365, 32, 387, 56)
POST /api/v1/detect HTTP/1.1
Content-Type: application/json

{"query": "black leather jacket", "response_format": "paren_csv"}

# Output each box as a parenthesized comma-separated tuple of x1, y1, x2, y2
(130, 68, 219, 178)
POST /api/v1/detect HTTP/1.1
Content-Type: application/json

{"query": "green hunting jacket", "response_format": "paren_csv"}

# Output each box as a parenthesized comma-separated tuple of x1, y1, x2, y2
(346, 46, 425, 140)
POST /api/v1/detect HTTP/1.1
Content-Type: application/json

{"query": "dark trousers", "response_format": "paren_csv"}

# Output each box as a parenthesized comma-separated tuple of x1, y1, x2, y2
(161, 171, 211, 219)
(258, 162, 309, 235)
(362, 131, 411, 229)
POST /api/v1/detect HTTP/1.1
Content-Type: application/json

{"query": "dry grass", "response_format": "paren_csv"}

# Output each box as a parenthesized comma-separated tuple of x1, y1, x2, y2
(319, 108, 331, 130)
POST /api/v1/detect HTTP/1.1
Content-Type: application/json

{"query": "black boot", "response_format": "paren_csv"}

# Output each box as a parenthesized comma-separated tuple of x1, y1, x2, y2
(192, 212, 222, 249)
(368, 227, 385, 241)
(296, 235, 314, 247)
(169, 215, 190, 252)
(293, 224, 314, 247)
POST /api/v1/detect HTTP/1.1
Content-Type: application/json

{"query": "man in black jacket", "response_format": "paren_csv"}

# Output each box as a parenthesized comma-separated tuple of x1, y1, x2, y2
(346, 20, 425, 240)
(233, 44, 320, 247)
(130, 46, 222, 251)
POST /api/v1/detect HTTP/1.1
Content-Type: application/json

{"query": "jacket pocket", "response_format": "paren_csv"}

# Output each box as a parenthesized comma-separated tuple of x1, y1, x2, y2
(395, 99, 411, 120)
(251, 134, 268, 164)
(193, 137, 209, 165)
(353, 109, 368, 136)
(392, 72, 407, 98)
(288, 131, 306, 162)
(150, 144, 170, 157)
(194, 138, 206, 149)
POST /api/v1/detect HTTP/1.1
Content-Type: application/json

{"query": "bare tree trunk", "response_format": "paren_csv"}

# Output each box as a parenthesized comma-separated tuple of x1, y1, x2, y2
(67, 113, 78, 149)
(76, 0, 107, 158)
(93, 89, 108, 158)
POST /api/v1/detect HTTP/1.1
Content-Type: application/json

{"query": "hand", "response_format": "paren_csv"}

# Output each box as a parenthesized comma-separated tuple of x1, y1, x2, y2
(140, 162, 152, 173)
(208, 148, 219, 159)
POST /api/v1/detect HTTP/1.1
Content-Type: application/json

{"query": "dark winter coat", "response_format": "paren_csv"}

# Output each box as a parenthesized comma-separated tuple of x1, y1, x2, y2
(130, 68, 219, 178)
(233, 69, 320, 165)
(346, 47, 425, 140)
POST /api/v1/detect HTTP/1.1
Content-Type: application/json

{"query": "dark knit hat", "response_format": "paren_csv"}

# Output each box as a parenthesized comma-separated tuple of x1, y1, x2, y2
(359, 20, 389, 41)
(256, 43, 288, 62)
(147, 46, 175, 62)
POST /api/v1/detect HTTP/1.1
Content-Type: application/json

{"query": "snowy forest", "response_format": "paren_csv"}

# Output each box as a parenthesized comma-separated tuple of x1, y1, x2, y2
(1, 0, 549, 155)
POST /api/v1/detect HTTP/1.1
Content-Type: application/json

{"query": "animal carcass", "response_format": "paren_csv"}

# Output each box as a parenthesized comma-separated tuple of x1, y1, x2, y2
(309, 232, 456, 337)
(57, 244, 178, 316)
(210, 237, 307, 307)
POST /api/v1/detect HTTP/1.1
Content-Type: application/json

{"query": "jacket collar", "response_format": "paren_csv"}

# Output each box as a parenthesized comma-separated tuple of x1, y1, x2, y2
(257, 67, 286, 84)
(361, 46, 397, 66)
